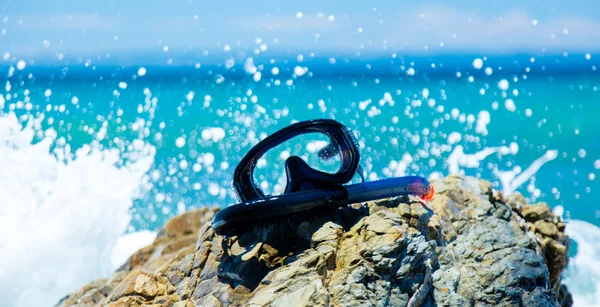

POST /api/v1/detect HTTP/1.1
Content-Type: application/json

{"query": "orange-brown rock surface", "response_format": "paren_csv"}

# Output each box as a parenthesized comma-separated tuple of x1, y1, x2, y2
(58, 175, 572, 307)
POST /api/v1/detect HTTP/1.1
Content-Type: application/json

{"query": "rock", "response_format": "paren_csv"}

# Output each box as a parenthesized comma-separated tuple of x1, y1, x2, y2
(106, 270, 169, 303)
(534, 220, 559, 237)
(58, 176, 572, 307)
(521, 203, 552, 222)
(118, 208, 218, 273)
(506, 193, 527, 212)
(558, 284, 574, 307)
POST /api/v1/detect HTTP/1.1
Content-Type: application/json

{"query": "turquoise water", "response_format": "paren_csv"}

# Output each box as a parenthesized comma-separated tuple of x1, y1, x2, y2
(2, 56, 600, 232)
(2, 54, 600, 305)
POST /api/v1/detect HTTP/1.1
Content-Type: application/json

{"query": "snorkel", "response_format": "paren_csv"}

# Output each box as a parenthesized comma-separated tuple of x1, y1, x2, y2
(212, 119, 434, 236)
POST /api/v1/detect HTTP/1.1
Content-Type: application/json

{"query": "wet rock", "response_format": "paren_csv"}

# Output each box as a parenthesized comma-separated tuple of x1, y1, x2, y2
(535, 220, 559, 237)
(506, 193, 527, 212)
(59, 176, 572, 307)
(521, 203, 552, 222)
(107, 270, 165, 302)
(119, 208, 218, 272)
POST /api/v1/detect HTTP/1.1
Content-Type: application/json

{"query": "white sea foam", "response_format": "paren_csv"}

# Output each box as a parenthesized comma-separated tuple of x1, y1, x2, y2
(201, 127, 226, 142)
(306, 140, 329, 153)
(475, 110, 491, 135)
(498, 79, 509, 91)
(0, 112, 156, 307)
(16, 60, 26, 70)
(447, 132, 462, 145)
(110, 230, 157, 269)
(564, 220, 600, 307)
(505, 98, 516, 112)
(494, 149, 558, 196)
(472, 58, 483, 69)
(294, 66, 307, 77)
(447, 145, 513, 174)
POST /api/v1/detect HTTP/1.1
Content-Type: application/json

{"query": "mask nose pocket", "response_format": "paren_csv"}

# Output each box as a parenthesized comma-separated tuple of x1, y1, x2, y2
(284, 156, 339, 194)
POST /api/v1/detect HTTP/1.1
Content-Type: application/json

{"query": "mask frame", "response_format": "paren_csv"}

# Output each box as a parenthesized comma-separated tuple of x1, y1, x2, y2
(233, 119, 361, 202)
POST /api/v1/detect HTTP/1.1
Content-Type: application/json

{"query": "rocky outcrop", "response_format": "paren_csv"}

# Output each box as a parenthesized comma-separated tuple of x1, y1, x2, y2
(58, 175, 572, 306)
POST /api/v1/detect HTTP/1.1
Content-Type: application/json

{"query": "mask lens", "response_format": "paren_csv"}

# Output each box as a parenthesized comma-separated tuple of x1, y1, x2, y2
(252, 132, 342, 196)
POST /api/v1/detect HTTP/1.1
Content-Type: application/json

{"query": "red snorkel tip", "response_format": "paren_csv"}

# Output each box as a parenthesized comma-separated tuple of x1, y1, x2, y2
(407, 177, 434, 204)
(422, 182, 435, 201)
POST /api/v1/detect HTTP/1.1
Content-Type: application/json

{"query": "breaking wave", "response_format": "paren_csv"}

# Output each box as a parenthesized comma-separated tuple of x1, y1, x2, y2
(564, 220, 600, 307)
(0, 111, 156, 307)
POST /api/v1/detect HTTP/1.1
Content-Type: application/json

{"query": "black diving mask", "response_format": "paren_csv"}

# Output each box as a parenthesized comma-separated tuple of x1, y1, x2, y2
(212, 119, 434, 236)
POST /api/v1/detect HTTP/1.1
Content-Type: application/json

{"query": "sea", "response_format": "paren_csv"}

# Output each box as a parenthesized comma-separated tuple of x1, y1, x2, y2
(1, 53, 599, 306)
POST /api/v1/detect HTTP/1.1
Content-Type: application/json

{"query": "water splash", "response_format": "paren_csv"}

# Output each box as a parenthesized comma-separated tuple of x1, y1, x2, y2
(564, 220, 600, 307)
(0, 112, 156, 307)
(1, 53, 597, 305)
(494, 149, 559, 196)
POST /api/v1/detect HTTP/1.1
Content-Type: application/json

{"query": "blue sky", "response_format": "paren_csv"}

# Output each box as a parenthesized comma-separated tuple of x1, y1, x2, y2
(1, 0, 600, 62)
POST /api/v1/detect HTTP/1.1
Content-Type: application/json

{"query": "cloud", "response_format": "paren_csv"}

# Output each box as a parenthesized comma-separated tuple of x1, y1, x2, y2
(13, 14, 116, 31)
(2, 5, 600, 57)
(226, 14, 340, 33)
(217, 7, 600, 53)
(402, 6, 600, 52)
